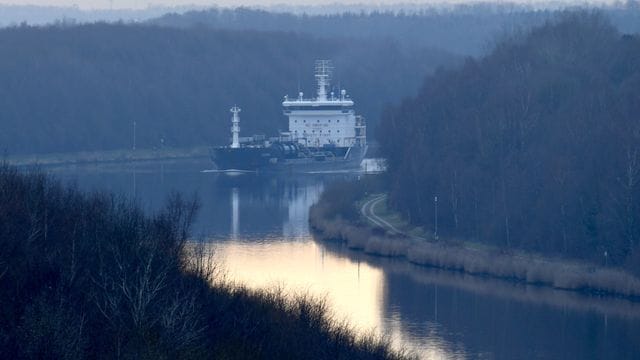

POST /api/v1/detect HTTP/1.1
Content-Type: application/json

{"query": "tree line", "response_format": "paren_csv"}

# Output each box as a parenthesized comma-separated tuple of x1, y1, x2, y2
(378, 12, 640, 272)
(153, 4, 640, 56)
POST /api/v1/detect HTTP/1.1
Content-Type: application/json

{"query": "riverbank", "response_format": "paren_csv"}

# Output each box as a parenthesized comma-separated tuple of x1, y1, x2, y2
(4, 146, 210, 167)
(309, 186, 640, 300)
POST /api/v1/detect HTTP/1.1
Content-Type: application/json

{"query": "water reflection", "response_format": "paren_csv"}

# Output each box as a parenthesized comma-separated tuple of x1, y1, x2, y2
(282, 181, 322, 238)
(231, 187, 239, 239)
(213, 241, 385, 334)
(319, 242, 640, 359)
(49, 161, 640, 359)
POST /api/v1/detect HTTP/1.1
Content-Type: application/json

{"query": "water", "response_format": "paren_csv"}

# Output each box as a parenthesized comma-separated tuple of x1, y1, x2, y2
(50, 160, 640, 359)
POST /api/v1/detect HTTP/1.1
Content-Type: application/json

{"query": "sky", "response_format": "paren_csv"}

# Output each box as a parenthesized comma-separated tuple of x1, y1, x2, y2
(0, 0, 618, 10)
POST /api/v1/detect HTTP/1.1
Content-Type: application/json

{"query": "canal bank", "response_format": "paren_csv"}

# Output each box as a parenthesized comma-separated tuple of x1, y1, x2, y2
(48, 163, 640, 358)
(309, 189, 640, 300)
(5, 146, 210, 168)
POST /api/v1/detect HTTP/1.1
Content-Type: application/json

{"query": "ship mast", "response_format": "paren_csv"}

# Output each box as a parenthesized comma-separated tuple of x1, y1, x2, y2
(230, 105, 241, 149)
(315, 60, 332, 101)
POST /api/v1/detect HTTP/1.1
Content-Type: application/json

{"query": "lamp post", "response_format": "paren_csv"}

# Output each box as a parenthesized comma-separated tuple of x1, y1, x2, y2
(434, 195, 439, 240)
(132, 120, 137, 151)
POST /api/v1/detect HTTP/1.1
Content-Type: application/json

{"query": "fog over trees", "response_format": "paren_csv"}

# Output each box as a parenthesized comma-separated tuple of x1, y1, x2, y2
(378, 13, 640, 271)
(0, 23, 455, 155)
(2, 4, 639, 156)
(154, 4, 640, 56)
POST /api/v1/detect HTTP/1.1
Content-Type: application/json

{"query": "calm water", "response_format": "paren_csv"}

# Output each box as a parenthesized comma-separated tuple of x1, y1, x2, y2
(50, 160, 640, 359)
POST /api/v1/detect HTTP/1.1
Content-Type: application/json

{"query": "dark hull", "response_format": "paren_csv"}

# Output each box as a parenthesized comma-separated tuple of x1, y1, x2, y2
(211, 145, 366, 172)
(211, 147, 274, 170)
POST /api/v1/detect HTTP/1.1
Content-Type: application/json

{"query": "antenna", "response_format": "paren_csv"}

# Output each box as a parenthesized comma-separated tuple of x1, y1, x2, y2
(315, 60, 332, 101)
(297, 66, 301, 95)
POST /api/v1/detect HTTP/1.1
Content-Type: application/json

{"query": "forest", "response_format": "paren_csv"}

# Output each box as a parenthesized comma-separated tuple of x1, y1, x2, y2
(377, 13, 640, 271)
(0, 23, 455, 155)
(153, 4, 640, 56)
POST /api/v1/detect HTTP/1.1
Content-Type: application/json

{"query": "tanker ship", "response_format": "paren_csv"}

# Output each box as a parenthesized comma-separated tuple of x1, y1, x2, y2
(211, 60, 367, 172)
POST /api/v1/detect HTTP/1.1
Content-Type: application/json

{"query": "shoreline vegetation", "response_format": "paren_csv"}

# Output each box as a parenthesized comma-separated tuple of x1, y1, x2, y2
(5, 146, 210, 167)
(0, 165, 407, 359)
(309, 180, 640, 300)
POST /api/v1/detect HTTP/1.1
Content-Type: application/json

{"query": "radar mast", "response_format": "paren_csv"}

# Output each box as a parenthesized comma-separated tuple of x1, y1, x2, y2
(315, 60, 333, 101)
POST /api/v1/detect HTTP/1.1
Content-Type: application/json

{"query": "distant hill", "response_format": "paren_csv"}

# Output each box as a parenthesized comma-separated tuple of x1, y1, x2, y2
(0, 23, 457, 155)
(0, 5, 197, 27)
(152, 5, 640, 56)
(378, 12, 640, 269)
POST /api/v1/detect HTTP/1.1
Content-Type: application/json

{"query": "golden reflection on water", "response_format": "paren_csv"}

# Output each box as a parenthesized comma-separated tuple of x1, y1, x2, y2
(207, 238, 458, 359)
(211, 238, 384, 332)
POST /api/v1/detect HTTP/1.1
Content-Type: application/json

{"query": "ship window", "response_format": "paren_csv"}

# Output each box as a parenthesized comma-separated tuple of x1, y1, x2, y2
(337, 120, 340, 123)
(294, 120, 297, 123)
(328, 120, 331, 123)
(303, 120, 306, 123)
(337, 130, 340, 133)
(328, 130, 331, 133)
(312, 130, 315, 133)
(317, 120, 320, 123)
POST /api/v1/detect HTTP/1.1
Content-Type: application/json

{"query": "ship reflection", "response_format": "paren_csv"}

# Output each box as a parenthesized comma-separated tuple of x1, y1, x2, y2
(230, 187, 239, 239)
(282, 181, 323, 238)
(212, 173, 342, 241)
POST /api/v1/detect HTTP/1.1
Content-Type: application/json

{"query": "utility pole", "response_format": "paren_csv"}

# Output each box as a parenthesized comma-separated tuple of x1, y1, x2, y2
(434, 195, 439, 240)
(132, 120, 137, 151)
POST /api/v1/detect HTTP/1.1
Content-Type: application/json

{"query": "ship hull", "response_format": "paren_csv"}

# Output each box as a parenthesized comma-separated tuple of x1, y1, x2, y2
(211, 145, 367, 173)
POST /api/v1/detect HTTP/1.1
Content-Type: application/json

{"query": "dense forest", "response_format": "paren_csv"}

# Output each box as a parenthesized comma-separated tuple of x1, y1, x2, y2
(378, 13, 640, 271)
(0, 165, 403, 359)
(153, 4, 640, 56)
(0, 23, 455, 155)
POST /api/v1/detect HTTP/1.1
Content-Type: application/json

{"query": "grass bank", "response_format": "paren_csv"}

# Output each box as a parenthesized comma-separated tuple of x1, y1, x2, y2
(5, 146, 210, 167)
(310, 181, 640, 300)
(0, 165, 407, 359)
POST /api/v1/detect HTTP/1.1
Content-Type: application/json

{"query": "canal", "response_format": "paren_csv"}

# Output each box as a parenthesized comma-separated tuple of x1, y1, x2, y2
(51, 159, 640, 359)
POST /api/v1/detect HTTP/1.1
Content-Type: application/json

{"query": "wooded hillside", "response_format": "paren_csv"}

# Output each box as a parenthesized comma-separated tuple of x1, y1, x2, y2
(378, 13, 640, 269)
(153, 5, 640, 56)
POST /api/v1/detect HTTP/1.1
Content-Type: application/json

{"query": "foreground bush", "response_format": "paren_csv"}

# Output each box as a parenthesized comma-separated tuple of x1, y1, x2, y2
(0, 165, 406, 359)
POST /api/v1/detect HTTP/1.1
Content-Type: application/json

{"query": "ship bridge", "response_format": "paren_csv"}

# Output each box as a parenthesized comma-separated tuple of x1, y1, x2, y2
(282, 60, 365, 148)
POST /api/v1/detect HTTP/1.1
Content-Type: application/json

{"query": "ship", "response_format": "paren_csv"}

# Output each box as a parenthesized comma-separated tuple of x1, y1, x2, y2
(210, 60, 367, 172)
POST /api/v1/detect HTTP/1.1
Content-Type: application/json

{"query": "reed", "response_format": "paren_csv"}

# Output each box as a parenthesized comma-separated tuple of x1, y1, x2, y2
(311, 185, 640, 299)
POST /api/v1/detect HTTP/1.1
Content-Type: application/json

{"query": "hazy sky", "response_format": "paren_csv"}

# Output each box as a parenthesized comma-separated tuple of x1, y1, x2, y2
(0, 0, 616, 10)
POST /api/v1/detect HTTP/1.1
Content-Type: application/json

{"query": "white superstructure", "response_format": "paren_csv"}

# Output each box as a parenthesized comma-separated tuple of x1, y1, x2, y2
(230, 106, 241, 149)
(283, 60, 365, 148)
